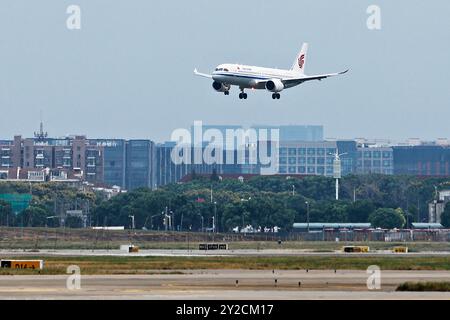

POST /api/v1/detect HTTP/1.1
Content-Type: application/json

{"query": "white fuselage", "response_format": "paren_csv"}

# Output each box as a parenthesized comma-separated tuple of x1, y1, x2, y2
(212, 64, 301, 90)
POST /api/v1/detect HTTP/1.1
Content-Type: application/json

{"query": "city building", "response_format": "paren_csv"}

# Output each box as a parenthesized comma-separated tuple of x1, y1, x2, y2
(275, 140, 358, 177)
(335, 140, 358, 176)
(394, 145, 450, 176)
(356, 146, 394, 175)
(91, 139, 126, 188)
(5, 121, 450, 189)
(252, 125, 323, 141)
(126, 140, 156, 190)
(277, 141, 338, 176)
(0, 136, 22, 169)
(156, 142, 222, 187)
(428, 190, 450, 223)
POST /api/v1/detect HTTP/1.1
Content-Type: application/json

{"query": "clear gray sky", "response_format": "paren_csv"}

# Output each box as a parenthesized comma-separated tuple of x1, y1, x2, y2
(0, 1, 449, 142)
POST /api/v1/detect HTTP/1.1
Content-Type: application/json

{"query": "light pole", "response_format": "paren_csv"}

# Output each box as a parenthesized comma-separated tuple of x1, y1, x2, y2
(163, 211, 168, 231)
(128, 215, 135, 230)
(305, 201, 310, 233)
(292, 185, 295, 196)
(46, 216, 59, 250)
(214, 201, 217, 233)
(180, 213, 184, 231)
(148, 213, 163, 230)
(330, 151, 347, 200)
(240, 197, 251, 231)
(433, 185, 438, 223)
(198, 214, 204, 232)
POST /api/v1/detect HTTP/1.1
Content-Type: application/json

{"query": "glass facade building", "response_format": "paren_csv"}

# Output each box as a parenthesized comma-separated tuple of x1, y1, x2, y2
(277, 141, 338, 176)
(252, 125, 323, 142)
(156, 142, 225, 187)
(92, 139, 126, 188)
(393, 146, 450, 176)
(126, 140, 156, 190)
(356, 147, 394, 174)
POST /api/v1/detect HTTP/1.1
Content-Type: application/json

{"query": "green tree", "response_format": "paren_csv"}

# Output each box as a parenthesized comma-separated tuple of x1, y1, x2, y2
(0, 200, 13, 226)
(65, 216, 83, 228)
(369, 208, 406, 229)
(347, 200, 376, 223)
(19, 206, 49, 227)
(407, 204, 418, 222)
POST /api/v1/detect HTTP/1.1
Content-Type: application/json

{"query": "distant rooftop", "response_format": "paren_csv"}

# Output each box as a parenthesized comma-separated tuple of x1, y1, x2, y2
(411, 223, 444, 229)
(292, 223, 371, 229)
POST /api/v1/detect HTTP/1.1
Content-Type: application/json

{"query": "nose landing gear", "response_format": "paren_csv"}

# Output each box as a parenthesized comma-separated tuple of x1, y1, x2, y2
(272, 93, 281, 99)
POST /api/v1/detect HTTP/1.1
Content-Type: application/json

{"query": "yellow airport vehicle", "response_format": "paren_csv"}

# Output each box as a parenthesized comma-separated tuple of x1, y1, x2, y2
(392, 246, 408, 253)
(129, 245, 139, 253)
(342, 246, 370, 253)
(120, 244, 139, 253)
(1, 259, 44, 270)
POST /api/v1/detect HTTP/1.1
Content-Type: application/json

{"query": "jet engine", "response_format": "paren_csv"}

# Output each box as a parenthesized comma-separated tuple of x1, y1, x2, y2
(212, 81, 230, 92)
(265, 79, 284, 92)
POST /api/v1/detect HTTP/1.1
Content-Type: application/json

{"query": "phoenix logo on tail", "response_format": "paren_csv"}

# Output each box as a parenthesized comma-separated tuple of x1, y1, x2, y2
(194, 42, 348, 100)
(298, 54, 305, 69)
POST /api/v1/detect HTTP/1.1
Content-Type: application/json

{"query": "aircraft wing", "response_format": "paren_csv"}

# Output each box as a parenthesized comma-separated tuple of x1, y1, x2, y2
(194, 68, 212, 79)
(282, 69, 349, 87)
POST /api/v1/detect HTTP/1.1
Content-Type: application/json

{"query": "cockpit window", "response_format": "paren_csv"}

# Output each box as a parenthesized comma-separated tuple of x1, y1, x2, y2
(215, 68, 225, 72)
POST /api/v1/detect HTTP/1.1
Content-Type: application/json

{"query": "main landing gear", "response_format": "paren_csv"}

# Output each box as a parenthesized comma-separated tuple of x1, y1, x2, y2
(272, 93, 281, 99)
(239, 92, 248, 99)
(239, 88, 247, 99)
(224, 90, 229, 95)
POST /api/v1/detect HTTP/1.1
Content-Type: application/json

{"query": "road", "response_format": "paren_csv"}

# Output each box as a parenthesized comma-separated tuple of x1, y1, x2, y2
(2, 249, 450, 257)
(0, 270, 449, 299)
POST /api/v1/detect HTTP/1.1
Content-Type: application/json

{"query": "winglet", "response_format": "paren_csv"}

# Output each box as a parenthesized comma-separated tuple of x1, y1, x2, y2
(194, 68, 213, 78)
(339, 69, 349, 75)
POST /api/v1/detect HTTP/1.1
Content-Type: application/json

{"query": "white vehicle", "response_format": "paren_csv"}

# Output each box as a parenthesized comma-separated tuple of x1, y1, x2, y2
(194, 43, 348, 100)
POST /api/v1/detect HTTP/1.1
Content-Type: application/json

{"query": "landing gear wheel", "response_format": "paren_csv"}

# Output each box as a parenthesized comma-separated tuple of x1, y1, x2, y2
(224, 91, 229, 96)
(272, 93, 276, 99)
(276, 93, 281, 99)
(239, 93, 243, 99)
(243, 93, 248, 99)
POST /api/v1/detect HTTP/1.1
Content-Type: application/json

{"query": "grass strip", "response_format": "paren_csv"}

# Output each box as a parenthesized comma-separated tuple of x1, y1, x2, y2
(1, 255, 450, 275)
(396, 281, 450, 291)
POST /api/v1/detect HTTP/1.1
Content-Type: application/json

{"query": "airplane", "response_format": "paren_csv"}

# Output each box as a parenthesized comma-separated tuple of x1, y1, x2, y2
(194, 43, 348, 100)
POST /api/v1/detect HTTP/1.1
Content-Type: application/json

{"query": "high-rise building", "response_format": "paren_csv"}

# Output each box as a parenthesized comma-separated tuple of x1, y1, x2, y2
(0, 136, 21, 169)
(356, 147, 394, 175)
(156, 142, 224, 187)
(275, 140, 359, 177)
(277, 141, 338, 176)
(126, 140, 156, 190)
(91, 139, 126, 188)
(335, 140, 358, 176)
(393, 145, 450, 176)
(252, 125, 323, 141)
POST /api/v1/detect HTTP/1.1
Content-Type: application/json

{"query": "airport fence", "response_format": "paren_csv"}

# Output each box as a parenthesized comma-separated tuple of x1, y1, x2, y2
(1, 227, 450, 250)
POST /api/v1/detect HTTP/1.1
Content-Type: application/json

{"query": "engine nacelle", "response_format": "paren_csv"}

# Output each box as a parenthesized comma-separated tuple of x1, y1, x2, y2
(212, 81, 230, 92)
(265, 79, 284, 92)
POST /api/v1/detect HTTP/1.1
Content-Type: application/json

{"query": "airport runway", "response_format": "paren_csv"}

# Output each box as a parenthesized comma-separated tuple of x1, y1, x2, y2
(0, 270, 449, 299)
(2, 249, 450, 257)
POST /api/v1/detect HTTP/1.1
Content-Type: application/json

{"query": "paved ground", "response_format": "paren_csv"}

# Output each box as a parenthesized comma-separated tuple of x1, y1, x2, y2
(2, 249, 450, 257)
(0, 270, 449, 299)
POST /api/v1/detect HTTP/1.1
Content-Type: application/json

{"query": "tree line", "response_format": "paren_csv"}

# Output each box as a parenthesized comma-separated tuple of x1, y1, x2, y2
(1, 174, 450, 230)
